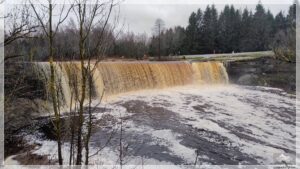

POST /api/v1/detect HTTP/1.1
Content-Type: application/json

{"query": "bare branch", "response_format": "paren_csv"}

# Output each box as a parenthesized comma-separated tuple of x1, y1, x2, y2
(30, 3, 49, 37)
(53, 3, 74, 36)
(4, 54, 24, 61)
(4, 4, 39, 48)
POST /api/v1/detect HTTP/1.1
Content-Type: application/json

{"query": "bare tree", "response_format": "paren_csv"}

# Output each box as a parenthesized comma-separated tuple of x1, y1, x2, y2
(72, 0, 119, 164)
(114, 32, 148, 59)
(153, 18, 165, 60)
(64, 62, 81, 165)
(3, 3, 38, 61)
(85, 8, 120, 164)
(272, 28, 296, 62)
(30, 0, 73, 165)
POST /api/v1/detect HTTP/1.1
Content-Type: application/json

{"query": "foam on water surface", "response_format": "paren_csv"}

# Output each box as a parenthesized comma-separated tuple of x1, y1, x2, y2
(15, 85, 295, 166)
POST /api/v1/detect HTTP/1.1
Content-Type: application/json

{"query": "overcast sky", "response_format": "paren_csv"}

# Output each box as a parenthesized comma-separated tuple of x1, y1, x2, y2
(5, 0, 294, 36)
(115, 1, 293, 36)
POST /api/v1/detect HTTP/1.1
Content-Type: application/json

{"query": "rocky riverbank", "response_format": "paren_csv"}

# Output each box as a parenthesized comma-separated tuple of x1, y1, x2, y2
(225, 56, 296, 93)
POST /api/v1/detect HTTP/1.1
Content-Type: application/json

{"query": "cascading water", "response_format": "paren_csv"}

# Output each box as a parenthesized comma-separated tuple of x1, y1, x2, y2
(192, 62, 229, 84)
(33, 61, 229, 111)
(96, 62, 195, 95)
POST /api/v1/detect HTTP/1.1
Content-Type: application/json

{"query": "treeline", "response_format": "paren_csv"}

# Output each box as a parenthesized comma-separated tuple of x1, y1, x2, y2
(5, 22, 116, 61)
(148, 2, 297, 59)
(5, 2, 297, 61)
(5, 24, 149, 61)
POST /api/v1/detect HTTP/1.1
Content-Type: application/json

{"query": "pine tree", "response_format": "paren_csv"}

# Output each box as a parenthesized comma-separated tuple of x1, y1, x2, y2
(287, 2, 296, 28)
(210, 5, 219, 53)
(185, 12, 198, 54)
(146, 1, 295, 56)
(232, 7, 242, 52)
(274, 11, 287, 33)
(195, 9, 204, 53)
(202, 5, 218, 53)
(218, 5, 227, 53)
(240, 8, 254, 52)
(218, 5, 241, 53)
(252, 3, 272, 51)
(173, 26, 186, 55)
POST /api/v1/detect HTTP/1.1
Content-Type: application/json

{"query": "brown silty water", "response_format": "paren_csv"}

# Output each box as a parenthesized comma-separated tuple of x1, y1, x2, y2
(33, 61, 229, 111)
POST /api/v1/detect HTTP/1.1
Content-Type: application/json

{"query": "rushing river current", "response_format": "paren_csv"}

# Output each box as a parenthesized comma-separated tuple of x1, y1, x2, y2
(13, 84, 295, 166)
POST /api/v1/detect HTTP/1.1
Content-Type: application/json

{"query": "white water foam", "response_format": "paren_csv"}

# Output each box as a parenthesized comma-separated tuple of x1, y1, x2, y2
(13, 85, 295, 166)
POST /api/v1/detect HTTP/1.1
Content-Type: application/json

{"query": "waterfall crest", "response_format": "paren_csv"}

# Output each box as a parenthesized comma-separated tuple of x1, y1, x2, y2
(33, 61, 229, 111)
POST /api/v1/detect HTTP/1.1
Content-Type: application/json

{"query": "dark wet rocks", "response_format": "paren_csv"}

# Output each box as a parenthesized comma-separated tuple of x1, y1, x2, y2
(179, 127, 260, 165)
(120, 100, 181, 131)
(119, 100, 262, 165)
(232, 90, 296, 126)
(226, 57, 296, 93)
(213, 119, 295, 157)
(267, 106, 296, 125)
(192, 104, 231, 117)
(91, 127, 187, 165)
(14, 153, 55, 165)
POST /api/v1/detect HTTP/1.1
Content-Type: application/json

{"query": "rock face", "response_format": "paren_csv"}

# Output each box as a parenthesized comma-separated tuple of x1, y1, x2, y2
(226, 56, 296, 93)
(237, 74, 259, 85)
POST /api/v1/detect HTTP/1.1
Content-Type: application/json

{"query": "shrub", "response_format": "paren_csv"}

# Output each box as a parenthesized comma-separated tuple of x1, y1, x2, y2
(272, 28, 296, 63)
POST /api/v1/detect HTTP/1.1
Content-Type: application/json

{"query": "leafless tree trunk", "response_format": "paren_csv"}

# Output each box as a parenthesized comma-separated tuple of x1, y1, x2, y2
(84, 66, 94, 165)
(66, 62, 80, 165)
(119, 113, 124, 168)
(47, 3, 63, 164)
(31, 1, 72, 164)
(84, 2, 115, 165)
(73, 0, 118, 164)
(69, 91, 74, 165)
(76, 3, 86, 164)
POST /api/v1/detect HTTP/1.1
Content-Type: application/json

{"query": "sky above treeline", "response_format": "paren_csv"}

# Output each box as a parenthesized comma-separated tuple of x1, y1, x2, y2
(115, 0, 293, 35)
(5, 0, 294, 36)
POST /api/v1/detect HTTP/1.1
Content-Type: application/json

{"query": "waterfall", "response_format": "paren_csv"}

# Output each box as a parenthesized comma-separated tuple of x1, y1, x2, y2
(192, 62, 229, 84)
(33, 61, 229, 111)
(95, 62, 194, 95)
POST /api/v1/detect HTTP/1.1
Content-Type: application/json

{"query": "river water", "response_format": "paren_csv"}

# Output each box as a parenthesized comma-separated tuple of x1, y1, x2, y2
(11, 85, 295, 166)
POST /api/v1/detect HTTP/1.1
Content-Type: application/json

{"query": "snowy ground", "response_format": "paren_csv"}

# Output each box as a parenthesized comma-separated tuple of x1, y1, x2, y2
(8, 85, 296, 166)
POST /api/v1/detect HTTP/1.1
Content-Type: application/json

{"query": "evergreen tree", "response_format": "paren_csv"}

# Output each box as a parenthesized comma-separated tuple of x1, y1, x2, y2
(218, 5, 238, 53)
(252, 3, 272, 51)
(202, 5, 218, 53)
(287, 2, 296, 28)
(218, 5, 228, 53)
(146, 2, 295, 57)
(185, 12, 198, 54)
(240, 8, 255, 52)
(163, 28, 174, 55)
(148, 36, 158, 56)
(172, 26, 186, 55)
(272, 2, 297, 62)
(232, 6, 242, 52)
(266, 10, 275, 43)
(194, 9, 204, 53)
(274, 11, 287, 33)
